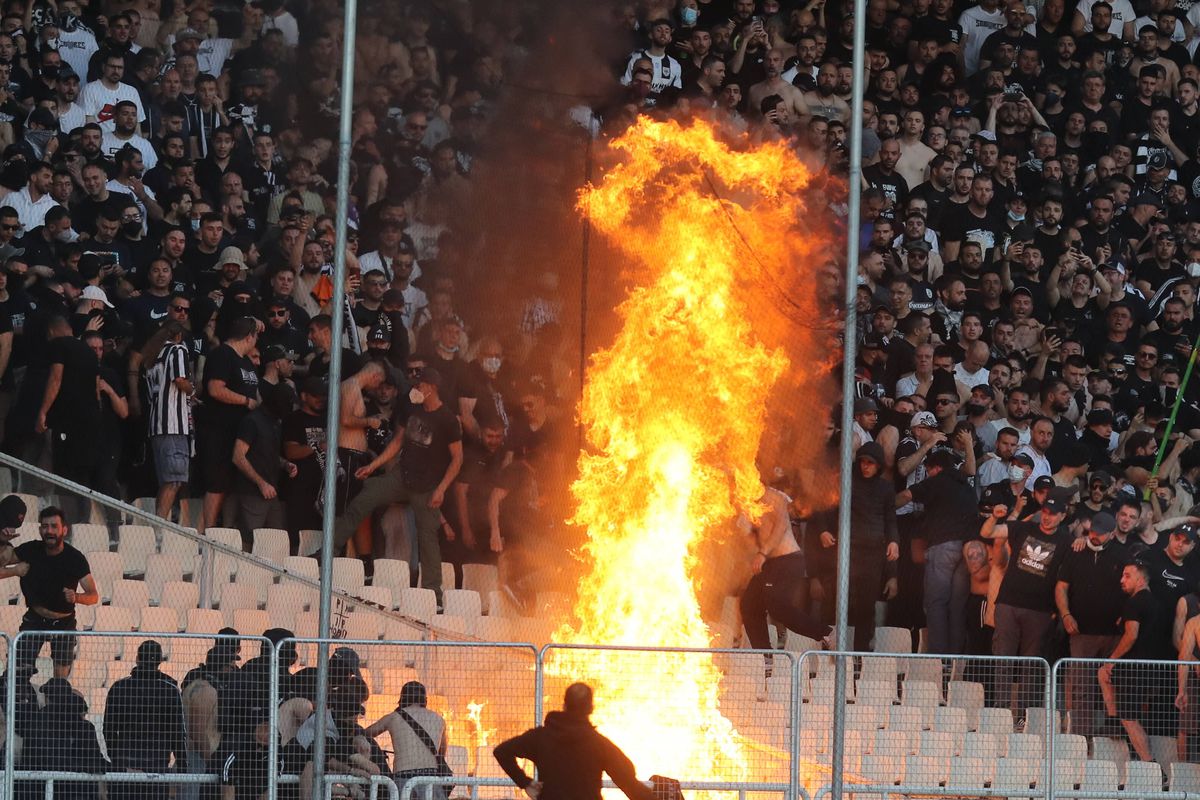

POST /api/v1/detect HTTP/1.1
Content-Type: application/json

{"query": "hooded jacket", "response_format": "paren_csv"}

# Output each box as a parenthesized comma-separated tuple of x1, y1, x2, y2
(493, 711, 654, 800)
(103, 665, 186, 771)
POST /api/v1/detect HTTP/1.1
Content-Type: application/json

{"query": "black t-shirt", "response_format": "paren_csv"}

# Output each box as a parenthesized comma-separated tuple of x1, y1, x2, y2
(457, 441, 508, 524)
(996, 520, 1072, 611)
(1142, 547, 1200, 620)
(908, 470, 979, 547)
(1120, 587, 1167, 660)
(497, 460, 545, 543)
(281, 408, 326, 499)
(862, 164, 909, 210)
(1058, 544, 1130, 635)
(46, 335, 100, 433)
(15, 541, 90, 614)
(202, 343, 259, 436)
(234, 410, 282, 495)
(399, 403, 462, 493)
(940, 203, 1004, 261)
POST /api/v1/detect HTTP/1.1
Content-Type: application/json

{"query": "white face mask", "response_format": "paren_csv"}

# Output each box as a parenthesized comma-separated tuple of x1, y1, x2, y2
(408, 388, 425, 405)
(1009, 464, 1026, 482)
(1187, 262, 1200, 278)
(482, 356, 501, 374)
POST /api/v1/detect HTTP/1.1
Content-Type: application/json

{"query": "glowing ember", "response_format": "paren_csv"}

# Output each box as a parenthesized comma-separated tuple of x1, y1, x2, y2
(552, 117, 837, 785)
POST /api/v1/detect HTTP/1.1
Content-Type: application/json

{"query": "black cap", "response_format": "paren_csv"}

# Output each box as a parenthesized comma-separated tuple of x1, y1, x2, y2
(299, 376, 327, 397)
(980, 484, 1006, 510)
(262, 344, 288, 362)
(1041, 492, 1069, 513)
(1133, 192, 1163, 207)
(1090, 511, 1117, 534)
(1011, 286, 1035, 299)
(862, 333, 886, 350)
(1087, 408, 1115, 426)
(415, 366, 443, 389)
(1034, 475, 1055, 491)
(1170, 523, 1200, 541)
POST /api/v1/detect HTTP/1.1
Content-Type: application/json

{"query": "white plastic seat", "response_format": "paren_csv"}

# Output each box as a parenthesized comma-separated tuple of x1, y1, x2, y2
(441, 562, 455, 590)
(0, 575, 19, 603)
(1081, 759, 1119, 794)
(1090, 736, 1128, 765)
(860, 655, 898, 683)
(1125, 760, 1163, 792)
(847, 703, 886, 731)
(220, 583, 260, 615)
(86, 551, 123, 603)
(332, 557, 365, 593)
(904, 754, 949, 786)
(888, 705, 925, 732)
(105, 660, 133, 686)
(92, 607, 134, 660)
(474, 616, 514, 643)
(872, 732, 913, 757)
(160, 581, 200, 614)
(933, 705, 969, 734)
(251, 528, 289, 564)
(231, 608, 270, 636)
(161, 531, 200, 575)
(283, 556, 319, 580)
(116, 525, 157, 575)
(1169, 761, 1200, 792)
(232, 562, 275, 606)
(297, 529, 321, 556)
(344, 610, 383, 642)
(266, 583, 312, 626)
(110, 580, 149, 619)
(462, 564, 498, 612)
(486, 590, 519, 619)
(946, 756, 990, 788)
(992, 757, 1041, 795)
(947, 680, 985, 713)
(977, 706, 1015, 735)
(12, 493, 38, 519)
(370, 558, 409, 608)
(10, 522, 38, 548)
(872, 626, 912, 654)
(0, 603, 21, 631)
(857, 679, 897, 707)
(917, 730, 958, 758)
(144, 553, 182, 604)
(859, 753, 902, 787)
(354, 585, 391, 608)
(71, 524, 110, 554)
(186, 608, 223, 634)
(1054, 757, 1085, 789)
(139, 606, 180, 634)
(205, 528, 243, 602)
(1054, 733, 1088, 764)
(1024, 707, 1062, 737)
(398, 587, 437, 624)
(1006, 733, 1043, 761)
(960, 731, 999, 761)
(1150, 735, 1178, 772)
(441, 589, 482, 619)
(904, 658, 943, 684)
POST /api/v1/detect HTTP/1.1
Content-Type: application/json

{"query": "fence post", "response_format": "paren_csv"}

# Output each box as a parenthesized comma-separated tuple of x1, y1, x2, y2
(1045, 657, 1055, 800)
(268, 637, 281, 800)
(4, 633, 13, 800)
(789, 651, 802, 800)
(197, 541, 213, 610)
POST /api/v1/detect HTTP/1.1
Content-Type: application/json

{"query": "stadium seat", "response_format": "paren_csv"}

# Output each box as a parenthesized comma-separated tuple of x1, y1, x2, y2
(332, 557, 365, 593)
(904, 754, 949, 786)
(1090, 736, 1129, 765)
(71, 523, 110, 554)
(947, 756, 991, 788)
(232, 608, 270, 636)
(441, 589, 482, 619)
(371, 558, 409, 607)
(860, 655, 898, 684)
(116, 525, 157, 576)
(1124, 760, 1164, 792)
(977, 707, 1015, 735)
(355, 585, 391, 609)
(0, 604, 22, 631)
(847, 703, 885, 731)
(233, 561, 275, 606)
(283, 556, 319, 580)
(857, 679, 898, 707)
(904, 657, 944, 684)
(946, 680, 985, 713)
(1151, 736, 1178, 773)
(485, 590, 521, 619)
(992, 757, 1041, 797)
(110, 579, 149, 620)
(13, 493, 39, 519)
(1054, 758, 1084, 790)
(959, 731, 999, 761)
(1023, 707, 1063, 737)
(932, 706, 969, 734)
(161, 530, 200, 575)
(144, 553, 183, 604)
(1081, 759, 1120, 794)
(808, 675, 855, 703)
(160, 581, 200, 614)
(872, 626, 912, 654)
(0, 573, 18, 603)
(445, 746, 469, 782)
(139, 606, 180, 635)
(888, 705, 925, 732)
(917, 730, 958, 758)
(1006, 733, 1044, 761)
(344, 610, 383, 642)
(105, 660, 133, 687)
(221, 581, 261, 614)
(86, 551, 123, 603)
(252, 528, 290, 564)
(398, 587, 437, 624)
(1054, 733, 1088, 764)
(462, 564, 499, 611)
(474, 616, 513, 643)
(297, 529, 321, 556)
(186, 608, 223, 634)
(266, 583, 311, 626)
(859, 753, 902, 789)
(70, 660, 104, 690)
(872, 732, 913, 757)
(91, 607, 134, 660)
(901, 680, 942, 725)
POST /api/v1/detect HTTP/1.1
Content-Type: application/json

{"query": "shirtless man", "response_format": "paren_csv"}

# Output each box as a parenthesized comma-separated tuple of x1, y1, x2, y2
(336, 360, 392, 513)
(802, 62, 851, 124)
(747, 49, 808, 122)
(739, 486, 832, 680)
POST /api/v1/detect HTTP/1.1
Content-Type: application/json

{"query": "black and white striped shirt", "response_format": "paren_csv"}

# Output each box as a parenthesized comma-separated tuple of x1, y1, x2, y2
(146, 342, 192, 436)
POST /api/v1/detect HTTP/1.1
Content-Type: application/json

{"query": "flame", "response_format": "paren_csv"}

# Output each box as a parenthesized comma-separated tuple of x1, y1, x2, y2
(550, 117, 841, 786)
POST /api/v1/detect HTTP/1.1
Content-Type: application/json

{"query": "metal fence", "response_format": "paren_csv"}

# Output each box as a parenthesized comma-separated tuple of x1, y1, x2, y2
(8, 632, 1200, 800)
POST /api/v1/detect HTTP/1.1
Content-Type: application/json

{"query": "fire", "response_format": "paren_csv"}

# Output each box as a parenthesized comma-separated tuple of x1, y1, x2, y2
(552, 117, 839, 785)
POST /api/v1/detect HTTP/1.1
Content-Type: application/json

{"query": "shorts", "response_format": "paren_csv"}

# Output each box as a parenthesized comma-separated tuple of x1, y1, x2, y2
(152, 434, 190, 485)
(199, 431, 236, 494)
(17, 610, 77, 667)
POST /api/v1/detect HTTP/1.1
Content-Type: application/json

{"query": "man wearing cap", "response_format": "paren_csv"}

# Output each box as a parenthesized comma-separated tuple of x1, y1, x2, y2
(978, 427, 1025, 490)
(335, 366, 462, 601)
(104, 640, 187, 800)
(1080, 408, 1117, 469)
(982, 490, 1073, 707)
(1056, 511, 1130, 734)
(1135, 225, 1186, 295)
(1142, 524, 1200, 638)
(851, 397, 879, 451)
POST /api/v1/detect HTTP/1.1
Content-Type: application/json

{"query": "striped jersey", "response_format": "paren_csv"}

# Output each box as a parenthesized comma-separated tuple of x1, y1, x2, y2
(145, 342, 192, 436)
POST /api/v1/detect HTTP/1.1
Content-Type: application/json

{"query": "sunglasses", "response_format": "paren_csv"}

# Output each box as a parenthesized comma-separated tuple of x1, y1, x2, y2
(935, 398, 957, 405)
(1138, 352, 1158, 359)
(170, 304, 189, 312)
(1, 224, 20, 231)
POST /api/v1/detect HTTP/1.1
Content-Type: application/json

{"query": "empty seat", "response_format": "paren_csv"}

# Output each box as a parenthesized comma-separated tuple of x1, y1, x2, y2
(231, 608, 269, 636)
(847, 703, 885, 731)
(947, 680, 985, 712)
(110, 580, 149, 619)
(1024, 707, 1061, 737)
(1090, 736, 1128, 765)
(860, 655, 898, 684)
(161, 531, 200, 575)
(904, 658, 943, 684)
(144, 553, 183, 604)
(438, 589, 480, 619)
(946, 756, 990, 788)
(960, 731, 999, 761)
(1125, 760, 1164, 793)
(977, 707, 1015, 735)
(283, 556, 319, 580)
(71, 524, 110, 554)
(1150, 735, 1178, 773)
(441, 562, 456, 590)
(232, 562, 275, 606)
(266, 583, 311, 627)
(917, 731, 958, 758)
(857, 679, 897, 707)
(332, 558, 365, 593)
(86, 551, 123, 603)
(1054, 733, 1088, 764)
(139, 606, 180, 634)
(297, 529, 321, 556)
(186, 608, 223, 633)
(933, 706, 969, 734)
(872, 732, 913, 758)
(872, 626, 912, 654)
(220, 583, 261, 615)
(1006, 733, 1044, 761)
(397, 587, 437, 624)
(991, 757, 1041, 792)
(486, 590, 519, 619)
(0, 576, 19, 604)
(1169, 761, 1200, 792)
(160, 581, 200, 614)
(904, 754, 949, 786)
(344, 610, 383, 642)
(859, 753, 902, 786)
(116, 525, 157, 575)
(462, 564, 498, 612)
(371, 558, 409, 608)
(1081, 759, 1119, 794)
(354, 585, 390, 608)
(888, 705, 925, 732)
(251, 528, 289, 564)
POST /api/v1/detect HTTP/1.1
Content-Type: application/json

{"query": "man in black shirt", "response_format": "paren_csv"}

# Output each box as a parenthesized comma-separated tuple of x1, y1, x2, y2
(1055, 511, 1129, 735)
(232, 389, 296, 550)
(1141, 524, 1199, 635)
(862, 137, 909, 212)
(981, 491, 1073, 711)
(281, 377, 327, 549)
(332, 367, 463, 602)
(450, 417, 508, 565)
(199, 317, 261, 531)
(2, 505, 98, 677)
(1099, 562, 1161, 761)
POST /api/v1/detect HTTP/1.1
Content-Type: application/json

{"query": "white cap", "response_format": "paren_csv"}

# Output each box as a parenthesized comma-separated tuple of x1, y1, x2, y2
(81, 285, 113, 308)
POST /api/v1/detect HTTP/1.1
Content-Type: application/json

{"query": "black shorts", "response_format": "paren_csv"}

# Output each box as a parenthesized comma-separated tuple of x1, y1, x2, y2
(1112, 662, 1170, 721)
(199, 431, 236, 494)
(17, 611, 77, 667)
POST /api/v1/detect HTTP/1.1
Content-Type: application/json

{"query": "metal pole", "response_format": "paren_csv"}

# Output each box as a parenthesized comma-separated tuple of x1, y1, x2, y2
(313, 0, 359, 791)
(831, 0, 868, 796)
(5, 635, 16, 800)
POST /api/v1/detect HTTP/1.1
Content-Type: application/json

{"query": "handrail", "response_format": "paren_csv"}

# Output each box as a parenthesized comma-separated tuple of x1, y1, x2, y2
(0, 451, 471, 640)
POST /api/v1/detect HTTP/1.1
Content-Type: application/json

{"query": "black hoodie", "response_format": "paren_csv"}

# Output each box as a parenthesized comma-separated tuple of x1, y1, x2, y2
(493, 711, 654, 800)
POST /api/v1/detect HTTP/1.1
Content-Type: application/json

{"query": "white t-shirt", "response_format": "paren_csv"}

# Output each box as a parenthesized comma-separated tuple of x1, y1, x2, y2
(56, 26, 98, 80)
(358, 250, 423, 284)
(166, 35, 233, 76)
(56, 102, 86, 134)
(959, 4, 1006, 74)
(953, 363, 990, 388)
(80, 80, 145, 132)
(261, 11, 299, 47)
(1134, 14, 1184, 41)
(101, 131, 158, 170)
(1075, 0, 1136, 35)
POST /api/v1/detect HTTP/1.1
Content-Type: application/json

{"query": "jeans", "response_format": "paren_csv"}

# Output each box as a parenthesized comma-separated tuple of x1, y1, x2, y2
(740, 552, 829, 649)
(923, 540, 968, 655)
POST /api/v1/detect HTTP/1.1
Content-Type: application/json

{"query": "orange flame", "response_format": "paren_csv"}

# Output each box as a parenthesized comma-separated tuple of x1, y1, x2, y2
(551, 117, 840, 784)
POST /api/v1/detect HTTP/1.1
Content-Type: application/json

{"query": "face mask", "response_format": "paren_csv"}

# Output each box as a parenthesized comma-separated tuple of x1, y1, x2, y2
(190, 218, 200, 232)
(43, 37, 59, 51)
(121, 221, 141, 237)
(439, 343, 459, 354)
(482, 356, 501, 374)
(1188, 262, 1200, 278)
(41, 65, 58, 78)
(1009, 464, 1026, 482)
(1007, 210, 1025, 223)
(54, 228, 73, 243)
(681, 6, 699, 24)
(965, 402, 988, 416)
(1044, 91, 1060, 106)
(408, 388, 425, 405)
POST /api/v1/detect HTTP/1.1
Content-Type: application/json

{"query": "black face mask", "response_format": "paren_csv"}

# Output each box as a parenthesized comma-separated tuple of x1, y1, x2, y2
(965, 402, 989, 416)
(41, 65, 58, 78)
(121, 221, 140, 237)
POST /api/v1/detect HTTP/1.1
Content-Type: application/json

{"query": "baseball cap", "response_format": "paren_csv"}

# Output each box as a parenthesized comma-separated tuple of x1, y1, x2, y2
(1041, 492, 1069, 514)
(0, 495, 25, 529)
(911, 411, 938, 429)
(1034, 475, 1055, 491)
(862, 334, 886, 350)
(1132, 192, 1162, 208)
(1169, 523, 1200, 541)
(973, 130, 997, 142)
(136, 640, 165, 666)
(904, 239, 932, 253)
(299, 376, 327, 397)
(415, 366, 443, 389)
(176, 26, 204, 40)
(979, 484, 1006, 510)
(1147, 152, 1171, 171)
(872, 303, 895, 317)
(330, 646, 362, 674)
(1089, 511, 1117, 534)
(81, 285, 113, 308)
(262, 344, 288, 363)
(971, 384, 996, 399)
(1012, 452, 1035, 467)
(1087, 408, 1115, 426)
(1010, 286, 1034, 299)
(1090, 470, 1114, 487)
(854, 397, 879, 414)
